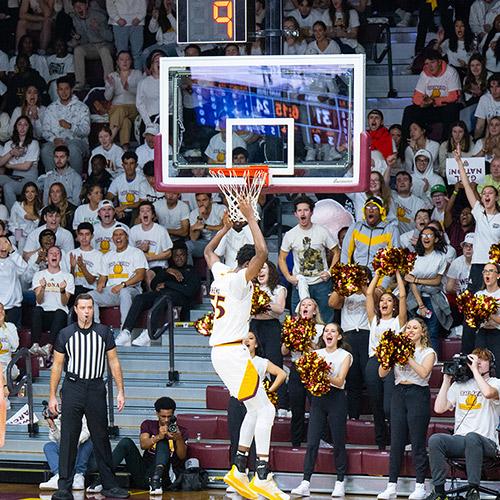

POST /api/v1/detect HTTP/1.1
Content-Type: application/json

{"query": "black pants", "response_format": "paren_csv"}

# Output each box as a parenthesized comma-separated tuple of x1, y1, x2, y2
(32, 307, 68, 345)
(303, 388, 348, 482)
(389, 384, 430, 483)
(344, 329, 369, 419)
(475, 328, 500, 368)
(289, 364, 308, 447)
(227, 396, 256, 468)
(402, 102, 461, 143)
(5, 306, 21, 328)
(58, 378, 118, 491)
(365, 356, 394, 448)
(415, 0, 453, 55)
(462, 263, 486, 355)
(111, 437, 171, 489)
(122, 290, 187, 331)
(250, 318, 286, 408)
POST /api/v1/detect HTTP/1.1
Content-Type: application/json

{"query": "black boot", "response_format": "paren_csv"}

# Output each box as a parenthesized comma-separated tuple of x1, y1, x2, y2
(150, 465, 164, 495)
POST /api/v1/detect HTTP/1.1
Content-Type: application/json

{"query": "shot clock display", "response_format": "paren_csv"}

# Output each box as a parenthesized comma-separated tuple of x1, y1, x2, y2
(177, 0, 248, 44)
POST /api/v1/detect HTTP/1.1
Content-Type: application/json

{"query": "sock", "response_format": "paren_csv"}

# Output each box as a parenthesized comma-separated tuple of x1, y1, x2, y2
(234, 451, 248, 473)
(256, 459, 269, 480)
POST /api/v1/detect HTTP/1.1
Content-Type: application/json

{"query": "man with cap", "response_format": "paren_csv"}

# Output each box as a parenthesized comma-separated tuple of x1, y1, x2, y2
(136, 125, 157, 170)
(94, 200, 120, 254)
(430, 184, 448, 228)
(89, 223, 148, 342)
(341, 196, 400, 271)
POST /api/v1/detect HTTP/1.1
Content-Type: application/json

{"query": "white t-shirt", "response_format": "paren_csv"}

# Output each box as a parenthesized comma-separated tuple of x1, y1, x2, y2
(108, 173, 146, 208)
(439, 39, 471, 69)
(305, 39, 341, 55)
(215, 225, 254, 268)
(154, 199, 190, 231)
(24, 225, 75, 254)
(0, 322, 19, 367)
(0, 251, 26, 309)
(65, 248, 103, 290)
(101, 246, 148, 287)
(315, 347, 353, 390)
(135, 143, 154, 169)
(89, 144, 124, 178)
(415, 64, 462, 99)
(129, 223, 173, 268)
(341, 292, 369, 332)
(2, 140, 39, 178)
(369, 316, 402, 356)
(189, 203, 226, 241)
(448, 377, 500, 446)
(392, 192, 429, 234)
(471, 201, 500, 264)
(321, 8, 362, 51)
(31, 269, 75, 313)
(209, 261, 252, 346)
(475, 92, 500, 120)
(281, 223, 337, 285)
(72, 204, 100, 230)
(412, 251, 448, 280)
(395, 346, 436, 386)
(93, 222, 119, 254)
(475, 288, 500, 330)
(447, 255, 472, 295)
(255, 283, 287, 320)
(251, 354, 269, 381)
(289, 8, 323, 29)
(46, 53, 74, 82)
(8, 201, 40, 236)
(204, 133, 246, 163)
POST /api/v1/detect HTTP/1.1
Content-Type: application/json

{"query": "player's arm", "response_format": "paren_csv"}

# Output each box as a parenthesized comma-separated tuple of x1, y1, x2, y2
(204, 211, 232, 270)
(240, 198, 268, 282)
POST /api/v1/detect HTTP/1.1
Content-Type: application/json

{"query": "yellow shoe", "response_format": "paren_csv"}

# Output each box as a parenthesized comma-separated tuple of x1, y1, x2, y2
(249, 473, 290, 500)
(224, 465, 258, 499)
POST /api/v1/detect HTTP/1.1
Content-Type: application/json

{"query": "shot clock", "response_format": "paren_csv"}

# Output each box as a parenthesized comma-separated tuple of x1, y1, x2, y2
(177, 0, 248, 44)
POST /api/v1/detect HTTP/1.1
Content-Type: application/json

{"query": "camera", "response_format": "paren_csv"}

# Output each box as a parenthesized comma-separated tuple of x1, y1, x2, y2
(42, 400, 59, 420)
(442, 354, 472, 383)
(168, 415, 178, 434)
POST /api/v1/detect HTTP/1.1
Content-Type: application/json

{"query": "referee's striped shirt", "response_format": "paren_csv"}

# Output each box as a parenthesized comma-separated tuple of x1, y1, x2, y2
(54, 323, 116, 380)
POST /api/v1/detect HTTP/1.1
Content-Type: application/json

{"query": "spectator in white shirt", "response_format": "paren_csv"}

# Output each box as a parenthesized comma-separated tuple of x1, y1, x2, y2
(40, 76, 90, 174)
(9, 34, 50, 82)
(289, 0, 323, 36)
(88, 125, 124, 178)
(93, 200, 119, 254)
(8, 181, 41, 250)
(0, 115, 40, 209)
(136, 51, 161, 132)
(140, 161, 164, 203)
(283, 15, 308, 55)
(41, 144, 83, 206)
(30, 245, 75, 358)
(106, 0, 147, 70)
(215, 221, 254, 268)
(154, 192, 190, 241)
(135, 126, 156, 170)
(474, 74, 500, 139)
(46, 38, 75, 102)
(142, 0, 177, 65)
(9, 85, 46, 139)
(23, 228, 58, 292)
(73, 183, 103, 230)
(89, 223, 147, 334)
(104, 50, 143, 148)
(305, 21, 341, 55)
(107, 151, 146, 224)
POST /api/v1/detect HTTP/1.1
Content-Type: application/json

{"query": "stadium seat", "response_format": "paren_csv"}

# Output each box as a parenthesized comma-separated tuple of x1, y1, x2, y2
(187, 442, 230, 469)
(360, 449, 390, 475)
(206, 385, 230, 410)
(440, 339, 461, 361)
(270, 446, 306, 472)
(216, 415, 229, 440)
(177, 414, 218, 440)
(99, 307, 148, 329)
(346, 419, 376, 445)
(429, 365, 443, 389)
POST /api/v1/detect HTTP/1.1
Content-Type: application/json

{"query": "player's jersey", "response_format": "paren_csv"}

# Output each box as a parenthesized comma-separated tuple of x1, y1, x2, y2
(209, 262, 253, 347)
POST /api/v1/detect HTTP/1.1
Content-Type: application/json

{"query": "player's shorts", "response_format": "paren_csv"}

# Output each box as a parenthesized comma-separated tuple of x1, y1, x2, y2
(211, 342, 260, 402)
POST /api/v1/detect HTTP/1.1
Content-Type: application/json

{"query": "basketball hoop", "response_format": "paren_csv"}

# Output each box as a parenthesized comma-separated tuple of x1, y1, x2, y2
(209, 166, 269, 223)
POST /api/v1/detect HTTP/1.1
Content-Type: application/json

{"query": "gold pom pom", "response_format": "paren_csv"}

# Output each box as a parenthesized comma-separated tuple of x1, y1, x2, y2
(330, 263, 368, 297)
(251, 283, 272, 315)
(375, 329, 415, 369)
(263, 378, 278, 407)
(489, 244, 500, 265)
(372, 247, 417, 276)
(194, 312, 214, 336)
(457, 290, 500, 329)
(281, 315, 317, 353)
(295, 351, 331, 397)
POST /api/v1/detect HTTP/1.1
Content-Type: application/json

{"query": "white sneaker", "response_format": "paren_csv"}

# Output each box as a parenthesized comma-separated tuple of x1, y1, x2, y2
(132, 329, 151, 347)
(86, 480, 102, 493)
(40, 473, 59, 490)
(115, 330, 132, 347)
(377, 483, 397, 500)
(29, 343, 41, 355)
(250, 473, 289, 500)
(331, 481, 345, 497)
(291, 480, 310, 496)
(409, 483, 426, 500)
(72, 472, 85, 490)
(277, 409, 288, 418)
(226, 485, 237, 493)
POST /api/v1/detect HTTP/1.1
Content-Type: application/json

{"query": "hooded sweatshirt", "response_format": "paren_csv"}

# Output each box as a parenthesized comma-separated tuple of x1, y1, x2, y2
(413, 60, 461, 107)
(411, 148, 445, 203)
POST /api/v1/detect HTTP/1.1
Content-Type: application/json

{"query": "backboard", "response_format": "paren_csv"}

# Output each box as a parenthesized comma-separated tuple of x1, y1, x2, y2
(154, 54, 370, 193)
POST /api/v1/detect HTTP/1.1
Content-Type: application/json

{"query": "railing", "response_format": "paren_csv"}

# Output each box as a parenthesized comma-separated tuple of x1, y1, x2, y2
(6, 348, 38, 437)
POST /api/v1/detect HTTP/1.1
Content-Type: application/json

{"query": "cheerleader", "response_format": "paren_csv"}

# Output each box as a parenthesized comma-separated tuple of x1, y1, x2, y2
(378, 318, 436, 500)
(282, 298, 324, 447)
(365, 269, 407, 450)
(291, 323, 352, 498)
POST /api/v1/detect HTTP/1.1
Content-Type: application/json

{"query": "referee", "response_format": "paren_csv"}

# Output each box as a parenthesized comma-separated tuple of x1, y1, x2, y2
(48, 293, 129, 499)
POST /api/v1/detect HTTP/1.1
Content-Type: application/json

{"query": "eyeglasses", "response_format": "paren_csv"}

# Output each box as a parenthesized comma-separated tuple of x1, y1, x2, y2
(421, 233, 434, 239)
(482, 269, 499, 274)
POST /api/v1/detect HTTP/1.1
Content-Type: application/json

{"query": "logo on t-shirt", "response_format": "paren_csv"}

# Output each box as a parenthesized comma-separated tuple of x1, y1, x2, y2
(458, 392, 481, 411)
(99, 239, 111, 254)
(298, 237, 324, 277)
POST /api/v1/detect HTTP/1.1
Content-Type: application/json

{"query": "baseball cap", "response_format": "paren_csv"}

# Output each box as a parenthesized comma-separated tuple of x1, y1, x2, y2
(98, 200, 115, 211)
(113, 223, 129, 236)
(430, 184, 447, 196)
(461, 233, 475, 247)
(143, 125, 159, 137)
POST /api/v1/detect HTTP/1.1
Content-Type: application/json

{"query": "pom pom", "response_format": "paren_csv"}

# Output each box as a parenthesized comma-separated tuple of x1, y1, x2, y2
(457, 290, 500, 329)
(489, 244, 500, 265)
(374, 329, 415, 370)
(194, 312, 214, 336)
(262, 378, 278, 407)
(372, 247, 417, 276)
(251, 283, 272, 315)
(330, 263, 368, 297)
(294, 351, 332, 397)
(281, 315, 317, 353)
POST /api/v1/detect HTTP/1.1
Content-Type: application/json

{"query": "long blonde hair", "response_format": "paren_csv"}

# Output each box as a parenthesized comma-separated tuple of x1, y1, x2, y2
(406, 317, 430, 348)
(297, 297, 325, 325)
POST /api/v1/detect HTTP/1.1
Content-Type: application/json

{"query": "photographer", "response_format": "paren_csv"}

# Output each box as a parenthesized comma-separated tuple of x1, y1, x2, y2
(39, 397, 92, 492)
(427, 348, 500, 500)
(87, 396, 188, 496)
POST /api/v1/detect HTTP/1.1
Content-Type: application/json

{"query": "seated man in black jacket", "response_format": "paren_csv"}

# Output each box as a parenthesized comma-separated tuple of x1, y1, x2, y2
(121, 240, 201, 347)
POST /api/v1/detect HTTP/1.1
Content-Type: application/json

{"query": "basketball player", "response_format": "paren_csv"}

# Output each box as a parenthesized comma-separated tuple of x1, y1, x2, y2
(204, 198, 289, 500)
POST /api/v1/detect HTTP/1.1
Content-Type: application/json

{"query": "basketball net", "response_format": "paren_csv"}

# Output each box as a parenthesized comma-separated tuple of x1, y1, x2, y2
(210, 167, 269, 223)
